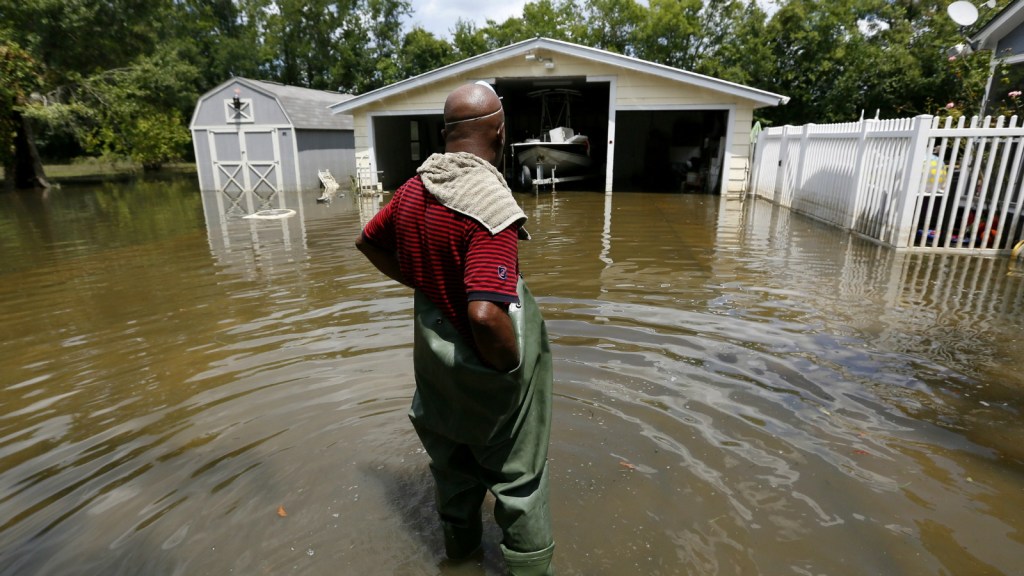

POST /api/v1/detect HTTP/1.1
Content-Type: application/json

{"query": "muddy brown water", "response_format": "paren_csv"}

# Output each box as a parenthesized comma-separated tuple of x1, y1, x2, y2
(1, 178, 1023, 575)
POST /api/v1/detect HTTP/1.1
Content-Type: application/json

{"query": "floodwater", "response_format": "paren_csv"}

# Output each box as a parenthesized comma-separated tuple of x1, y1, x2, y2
(1, 176, 1023, 576)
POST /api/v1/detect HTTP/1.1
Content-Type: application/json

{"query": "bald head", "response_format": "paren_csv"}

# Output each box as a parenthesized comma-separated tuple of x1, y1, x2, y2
(444, 83, 503, 125)
(442, 83, 506, 167)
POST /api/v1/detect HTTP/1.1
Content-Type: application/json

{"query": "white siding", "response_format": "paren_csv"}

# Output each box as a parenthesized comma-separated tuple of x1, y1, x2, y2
(350, 52, 766, 196)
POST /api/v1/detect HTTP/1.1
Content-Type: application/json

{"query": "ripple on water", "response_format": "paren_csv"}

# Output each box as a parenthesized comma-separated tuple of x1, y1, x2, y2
(1, 188, 1023, 575)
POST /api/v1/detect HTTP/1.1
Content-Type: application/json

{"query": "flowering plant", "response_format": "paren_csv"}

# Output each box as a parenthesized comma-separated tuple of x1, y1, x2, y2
(936, 51, 990, 121)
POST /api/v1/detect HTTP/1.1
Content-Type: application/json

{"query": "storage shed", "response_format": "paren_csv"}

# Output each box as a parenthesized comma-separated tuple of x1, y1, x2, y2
(191, 77, 355, 194)
(328, 37, 788, 196)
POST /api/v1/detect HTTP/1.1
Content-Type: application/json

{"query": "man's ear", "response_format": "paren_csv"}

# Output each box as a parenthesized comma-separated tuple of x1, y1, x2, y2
(441, 128, 447, 141)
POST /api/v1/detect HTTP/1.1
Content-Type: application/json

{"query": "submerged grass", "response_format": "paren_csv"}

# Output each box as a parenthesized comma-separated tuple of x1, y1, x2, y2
(2, 161, 196, 185)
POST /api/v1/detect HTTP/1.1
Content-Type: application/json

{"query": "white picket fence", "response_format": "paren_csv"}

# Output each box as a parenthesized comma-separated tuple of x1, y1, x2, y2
(749, 114, 1024, 252)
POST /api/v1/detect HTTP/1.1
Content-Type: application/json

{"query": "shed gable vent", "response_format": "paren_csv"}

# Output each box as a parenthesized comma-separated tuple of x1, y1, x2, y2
(225, 98, 254, 123)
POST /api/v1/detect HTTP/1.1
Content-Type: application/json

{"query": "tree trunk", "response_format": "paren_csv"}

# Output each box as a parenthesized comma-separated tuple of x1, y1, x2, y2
(13, 111, 50, 189)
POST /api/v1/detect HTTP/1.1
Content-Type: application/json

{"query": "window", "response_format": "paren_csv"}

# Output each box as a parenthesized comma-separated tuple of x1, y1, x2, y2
(225, 97, 254, 123)
(410, 120, 421, 161)
(986, 60, 1024, 116)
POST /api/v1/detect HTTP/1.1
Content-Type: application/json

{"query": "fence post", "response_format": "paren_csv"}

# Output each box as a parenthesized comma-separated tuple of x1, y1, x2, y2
(774, 125, 791, 204)
(748, 131, 763, 199)
(794, 124, 814, 204)
(845, 118, 874, 229)
(889, 114, 934, 248)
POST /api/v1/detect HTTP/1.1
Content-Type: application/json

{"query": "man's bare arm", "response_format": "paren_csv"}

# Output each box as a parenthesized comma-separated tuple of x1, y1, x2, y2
(355, 235, 411, 287)
(468, 300, 518, 371)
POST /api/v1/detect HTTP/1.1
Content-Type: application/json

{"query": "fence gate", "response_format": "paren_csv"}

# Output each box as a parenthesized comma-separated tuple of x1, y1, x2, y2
(209, 129, 283, 194)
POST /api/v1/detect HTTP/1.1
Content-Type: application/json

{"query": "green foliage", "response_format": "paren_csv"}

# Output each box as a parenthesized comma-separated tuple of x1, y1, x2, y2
(522, 0, 587, 42)
(701, 2, 774, 87)
(933, 50, 993, 121)
(982, 54, 1024, 119)
(25, 47, 199, 167)
(451, 20, 491, 60)
(258, 0, 412, 93)
(0, 0, 1016, 172)
(0, 40, 42, 171)
(0, 0, 170, 86)
(399, 28, 458, 79)
(580, 0, 646, 55)
(635, 0, 704, 69)
(747, 0, 1006, 125)
(168, 0, 274, 89)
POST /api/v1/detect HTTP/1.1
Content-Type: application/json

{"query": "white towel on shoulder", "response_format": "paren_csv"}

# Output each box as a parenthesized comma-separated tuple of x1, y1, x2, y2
(418, 152, 530, 240)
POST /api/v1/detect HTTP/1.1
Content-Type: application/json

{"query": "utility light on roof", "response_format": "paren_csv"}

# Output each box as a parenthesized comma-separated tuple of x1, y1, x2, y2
(525, 52, 555, 68)
(947, 42, 974, 58)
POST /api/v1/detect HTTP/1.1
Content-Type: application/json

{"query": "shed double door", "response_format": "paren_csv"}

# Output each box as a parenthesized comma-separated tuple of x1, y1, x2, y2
(209, 129, 283, 194)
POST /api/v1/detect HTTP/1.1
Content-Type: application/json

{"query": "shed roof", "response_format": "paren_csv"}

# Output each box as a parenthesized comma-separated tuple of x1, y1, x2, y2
(973, 0, 1024, 51)
(194, 77, 355, 130)
(329, 37, 788, 115)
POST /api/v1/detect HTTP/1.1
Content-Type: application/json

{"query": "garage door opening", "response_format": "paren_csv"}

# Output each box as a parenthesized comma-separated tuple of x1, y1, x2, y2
(371, 79, 612, 192)
(496, 77, 609, 191)
(613, 110, 729, 194)
(373, 114, 445, 190)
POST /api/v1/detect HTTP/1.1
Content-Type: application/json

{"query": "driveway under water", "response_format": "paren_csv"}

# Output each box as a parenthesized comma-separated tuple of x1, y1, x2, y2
(1, 178, 1022, 575)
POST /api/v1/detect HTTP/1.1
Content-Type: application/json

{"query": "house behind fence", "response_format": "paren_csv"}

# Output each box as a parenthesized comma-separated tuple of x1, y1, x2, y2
(749, 114, 1024, 254)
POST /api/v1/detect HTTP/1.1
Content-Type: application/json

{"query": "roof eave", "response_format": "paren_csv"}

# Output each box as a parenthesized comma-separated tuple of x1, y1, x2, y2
(973, 1, 1024, 50)
(328, 38, 788, 114)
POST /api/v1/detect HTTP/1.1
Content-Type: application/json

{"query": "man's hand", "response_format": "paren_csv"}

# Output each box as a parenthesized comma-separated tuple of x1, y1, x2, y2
(468, 300, 518, 372)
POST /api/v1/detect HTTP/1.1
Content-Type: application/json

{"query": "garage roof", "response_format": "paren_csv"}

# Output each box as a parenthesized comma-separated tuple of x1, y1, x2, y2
(195, 77, 355, 130)
(329, 37, 789, 114)
(973, 0, 1024, 51)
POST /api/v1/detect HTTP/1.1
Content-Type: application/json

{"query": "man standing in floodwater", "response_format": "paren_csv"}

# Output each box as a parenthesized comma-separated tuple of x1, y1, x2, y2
(355, 82, 555, 575)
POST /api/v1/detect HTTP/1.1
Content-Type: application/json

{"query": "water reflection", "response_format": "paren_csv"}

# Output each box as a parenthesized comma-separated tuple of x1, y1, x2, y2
(0, 182, 1022, 575)
(358, 194, 383, 229)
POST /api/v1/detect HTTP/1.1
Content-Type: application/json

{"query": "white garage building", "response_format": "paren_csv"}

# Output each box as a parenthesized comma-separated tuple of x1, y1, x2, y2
(328, 37, 787, 196)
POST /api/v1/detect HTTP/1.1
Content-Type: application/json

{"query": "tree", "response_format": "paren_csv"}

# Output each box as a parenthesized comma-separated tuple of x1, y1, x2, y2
(169, 0, 273, 89)
(752, 0, 1004, 125)
(520, 0, 587, 43)
(363, 0, 413, 90)
(699, 1, 775, 88)
(451, 20, 491, 60)
(580, 0, 646, 56)
(0, 0, 203, 173)
(264, 0, 351, 89)
(0, 0, 170, 87)
(635, 0, 703, 69)
(398, 28, 457, 80)
(0, 40, 47, 188)
(25, 47, 199, 169)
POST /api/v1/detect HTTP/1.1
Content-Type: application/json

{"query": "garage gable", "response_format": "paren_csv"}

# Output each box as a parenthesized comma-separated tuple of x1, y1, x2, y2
(329, 37, 787, 116)
(330, 38, 787, 197)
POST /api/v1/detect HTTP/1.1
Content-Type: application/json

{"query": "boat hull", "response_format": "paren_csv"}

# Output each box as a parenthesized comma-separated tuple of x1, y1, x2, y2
(513, 142, 592, 175)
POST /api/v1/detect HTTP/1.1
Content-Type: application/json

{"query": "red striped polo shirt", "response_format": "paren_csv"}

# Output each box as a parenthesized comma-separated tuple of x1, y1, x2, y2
(360, 175, 520, 347)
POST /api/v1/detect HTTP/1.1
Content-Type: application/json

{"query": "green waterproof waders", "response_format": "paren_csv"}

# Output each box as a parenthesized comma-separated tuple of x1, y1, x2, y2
(411, 277, 554, 575)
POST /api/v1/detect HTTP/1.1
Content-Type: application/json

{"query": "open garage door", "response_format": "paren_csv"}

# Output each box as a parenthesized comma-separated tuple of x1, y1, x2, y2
(496, 77, 609, 192)
(613, 110, 729, 194)
(370, 79, 612, 193)
(372, 115, 445, 190)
